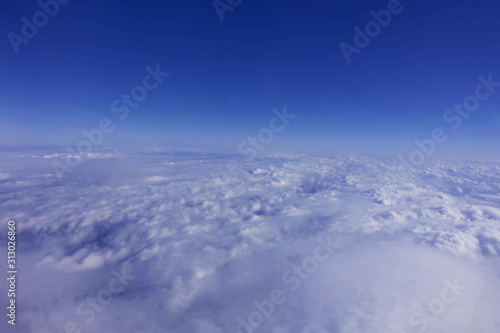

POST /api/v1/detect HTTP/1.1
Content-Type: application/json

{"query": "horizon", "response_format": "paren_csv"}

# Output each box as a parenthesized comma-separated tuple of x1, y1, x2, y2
(2, 1, 500, 332)
(1, 0, 500, 161)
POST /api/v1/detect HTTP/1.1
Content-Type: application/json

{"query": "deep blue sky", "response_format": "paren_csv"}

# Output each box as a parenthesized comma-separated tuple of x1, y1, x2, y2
(1, 0, 499, 159)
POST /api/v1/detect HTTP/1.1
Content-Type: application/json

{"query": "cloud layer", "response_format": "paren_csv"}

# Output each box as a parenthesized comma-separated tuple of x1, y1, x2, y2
(1, 148, 499, 332)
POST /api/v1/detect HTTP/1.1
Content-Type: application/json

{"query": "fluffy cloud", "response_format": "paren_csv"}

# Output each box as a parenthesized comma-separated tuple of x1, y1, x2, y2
(0, 148, 499, 332)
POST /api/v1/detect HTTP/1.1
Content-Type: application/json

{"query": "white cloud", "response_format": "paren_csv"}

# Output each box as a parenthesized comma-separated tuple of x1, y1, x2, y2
(1, 149, 500, 332)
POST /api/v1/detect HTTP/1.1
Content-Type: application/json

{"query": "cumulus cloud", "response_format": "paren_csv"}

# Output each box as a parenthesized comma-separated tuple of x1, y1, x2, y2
(0, 148, 499, 332)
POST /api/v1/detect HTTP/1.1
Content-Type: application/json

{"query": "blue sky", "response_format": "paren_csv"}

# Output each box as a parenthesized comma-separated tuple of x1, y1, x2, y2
(1, 0, 499, 159)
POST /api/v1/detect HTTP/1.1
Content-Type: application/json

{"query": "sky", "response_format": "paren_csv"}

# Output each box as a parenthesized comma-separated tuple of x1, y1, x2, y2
(1, 0, 499, 159)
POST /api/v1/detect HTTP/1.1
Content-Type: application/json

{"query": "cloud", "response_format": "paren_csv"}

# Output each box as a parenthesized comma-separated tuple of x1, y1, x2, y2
(1, 148, 500, 332)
